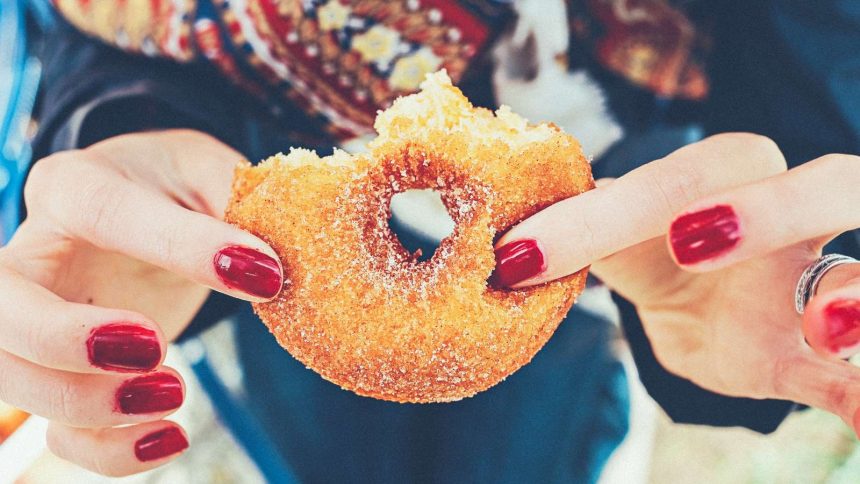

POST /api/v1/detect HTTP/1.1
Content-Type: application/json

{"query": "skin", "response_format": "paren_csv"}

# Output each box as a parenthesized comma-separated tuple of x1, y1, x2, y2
(2, 129, 856, 475)
(0, 130, 282, 476)
(502, 133, 860, 438)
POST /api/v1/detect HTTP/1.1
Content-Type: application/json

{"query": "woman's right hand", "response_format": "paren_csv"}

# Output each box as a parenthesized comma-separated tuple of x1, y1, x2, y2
(0, 130, 284, 476)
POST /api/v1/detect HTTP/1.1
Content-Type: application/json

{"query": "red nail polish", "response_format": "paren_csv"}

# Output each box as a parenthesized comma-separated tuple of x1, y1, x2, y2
(489, 239, 546, 287)
(87, 324, 161, 372)
(214, 246, 282, 299)
(823, 299, 860, 356)
(669, 205, 741, 265)
(117, 374, 183, 415)
(135, 426, 189, 462)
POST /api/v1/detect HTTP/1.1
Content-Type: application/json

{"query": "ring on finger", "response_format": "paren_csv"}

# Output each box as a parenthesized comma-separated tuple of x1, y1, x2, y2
(795, 254, 860, 315)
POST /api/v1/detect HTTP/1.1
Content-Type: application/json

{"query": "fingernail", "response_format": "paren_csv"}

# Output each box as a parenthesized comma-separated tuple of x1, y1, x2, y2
(669, 205, 741, 265)
(214, 245, 282, 299)
(87, 324, 161, 372)
(117, 374, 183, 415)
(489, 239, 546, 287)
(135, 426, 189, 462)
(823, 299, 860, 356)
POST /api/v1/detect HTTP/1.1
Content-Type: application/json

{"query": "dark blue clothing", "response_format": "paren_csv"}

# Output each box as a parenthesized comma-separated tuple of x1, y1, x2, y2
(236, 304, 627, 484)
(19, 1, 860, 482)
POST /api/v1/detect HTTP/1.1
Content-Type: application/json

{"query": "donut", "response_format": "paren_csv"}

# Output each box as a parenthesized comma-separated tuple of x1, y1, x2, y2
(0, 402, 28, 443)
(225, 71, 594, 402)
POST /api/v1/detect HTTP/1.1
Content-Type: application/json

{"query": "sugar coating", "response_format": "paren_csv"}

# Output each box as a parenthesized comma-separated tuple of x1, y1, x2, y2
(225, 71, 594, 403)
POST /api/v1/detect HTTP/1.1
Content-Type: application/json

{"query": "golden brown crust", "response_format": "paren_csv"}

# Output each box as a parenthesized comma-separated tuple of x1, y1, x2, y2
(0, 403, 28, 444)
(226, 72, 594, 402)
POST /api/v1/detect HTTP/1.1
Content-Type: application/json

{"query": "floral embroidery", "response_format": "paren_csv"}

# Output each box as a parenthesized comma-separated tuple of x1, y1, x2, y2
(390, 47, 442, 90)
(53, 0, 195, 61)
(351, 25, 403, 67)
(567, 0, 709, 100)
(54, 0, 511, 140)
(317, 0, 351, 32)
(53, 0, 713, 139)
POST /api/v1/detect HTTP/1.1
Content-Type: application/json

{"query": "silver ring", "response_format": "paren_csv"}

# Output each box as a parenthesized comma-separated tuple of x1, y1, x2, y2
(795, 254, 859, 314)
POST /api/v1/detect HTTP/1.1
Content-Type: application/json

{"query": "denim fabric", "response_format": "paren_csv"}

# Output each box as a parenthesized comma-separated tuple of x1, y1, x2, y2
(235, 303, 629, 484)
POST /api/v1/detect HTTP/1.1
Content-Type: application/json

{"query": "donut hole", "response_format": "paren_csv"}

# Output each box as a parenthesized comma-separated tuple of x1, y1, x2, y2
(389, 189, 456, 262)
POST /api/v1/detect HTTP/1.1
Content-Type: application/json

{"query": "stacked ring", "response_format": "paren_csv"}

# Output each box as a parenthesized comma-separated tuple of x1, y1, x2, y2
(795, 254, 859, 315)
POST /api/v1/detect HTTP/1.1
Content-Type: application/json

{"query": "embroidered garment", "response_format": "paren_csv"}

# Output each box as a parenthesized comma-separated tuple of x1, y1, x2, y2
(53, 0, 710, 141)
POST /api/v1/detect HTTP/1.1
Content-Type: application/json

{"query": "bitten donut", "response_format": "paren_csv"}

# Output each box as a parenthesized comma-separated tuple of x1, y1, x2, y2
(226, 71, 594, 402)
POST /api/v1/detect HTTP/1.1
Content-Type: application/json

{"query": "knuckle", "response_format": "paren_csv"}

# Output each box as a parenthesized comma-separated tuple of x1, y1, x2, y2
(641, 164, 704, 221)
(769, 354, 797, 397)
(158, 225, 184, 269)
(824, 379, 851, 413)
(714, 132, 787, 174)
(70, 174, 126, 236)
(45, 425, 63, 454)
(48, 378, 83, 425)
(23, 153, 75, 208)
(89, 451, 124, 477)
(25, 152, 106, 218)
(45, 426, 71, 463)
(816, 153, 860, 177)
(645, 331, 688, 377)
(171, 128, 215, 143)
(47, 428, 125, 478)
(708, 131, 772, 149)
(22, 317, 52, 367)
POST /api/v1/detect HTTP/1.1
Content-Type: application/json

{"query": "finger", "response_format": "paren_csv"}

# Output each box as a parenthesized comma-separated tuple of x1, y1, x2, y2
(0, 266, 165, 374)
(802, 270, 860, 358)
(0, 351, 184, 427)
(773, 351, 860, 437)
(25, 152, 283, 302)
(493, 133, 787, 287)
(666, 153, 860, 271)
(86, 130, 238, 218)
(590, 236, 676, 301)
(48, 421, 189, 477)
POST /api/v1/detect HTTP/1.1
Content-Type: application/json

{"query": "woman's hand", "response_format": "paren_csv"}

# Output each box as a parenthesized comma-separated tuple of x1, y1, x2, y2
(0, 130, 283, 475)
(493, 133, 860, 436)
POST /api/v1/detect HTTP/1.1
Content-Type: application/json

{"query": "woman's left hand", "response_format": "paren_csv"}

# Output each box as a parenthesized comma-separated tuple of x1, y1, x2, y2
(493, 133, 860, 436)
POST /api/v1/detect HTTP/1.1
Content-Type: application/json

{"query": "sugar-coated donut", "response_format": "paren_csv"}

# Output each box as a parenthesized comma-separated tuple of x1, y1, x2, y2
(226, 71, 594, 402)
(0, 402, 28, 443)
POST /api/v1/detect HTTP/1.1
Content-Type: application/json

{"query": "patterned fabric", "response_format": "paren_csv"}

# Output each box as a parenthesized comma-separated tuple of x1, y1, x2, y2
(53, 0, 197, 60)
(53, 0, 512, 140)
(52, 0, 709, 140)
(567, 0, 709, 100)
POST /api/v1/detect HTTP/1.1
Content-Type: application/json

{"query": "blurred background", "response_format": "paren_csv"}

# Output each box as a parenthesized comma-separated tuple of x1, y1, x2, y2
(2, 1, 860, 483)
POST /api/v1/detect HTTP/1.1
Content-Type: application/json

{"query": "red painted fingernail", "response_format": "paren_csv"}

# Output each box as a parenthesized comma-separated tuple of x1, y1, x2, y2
(87, 324, 161, 372)
(490, 239, 546, 287)
(669, 205, 741, 265)
(117, 374, 183, 415)
(135, 426, 189, 462)
(214, 245, 282, 299)
(823, 299, 860, 356)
